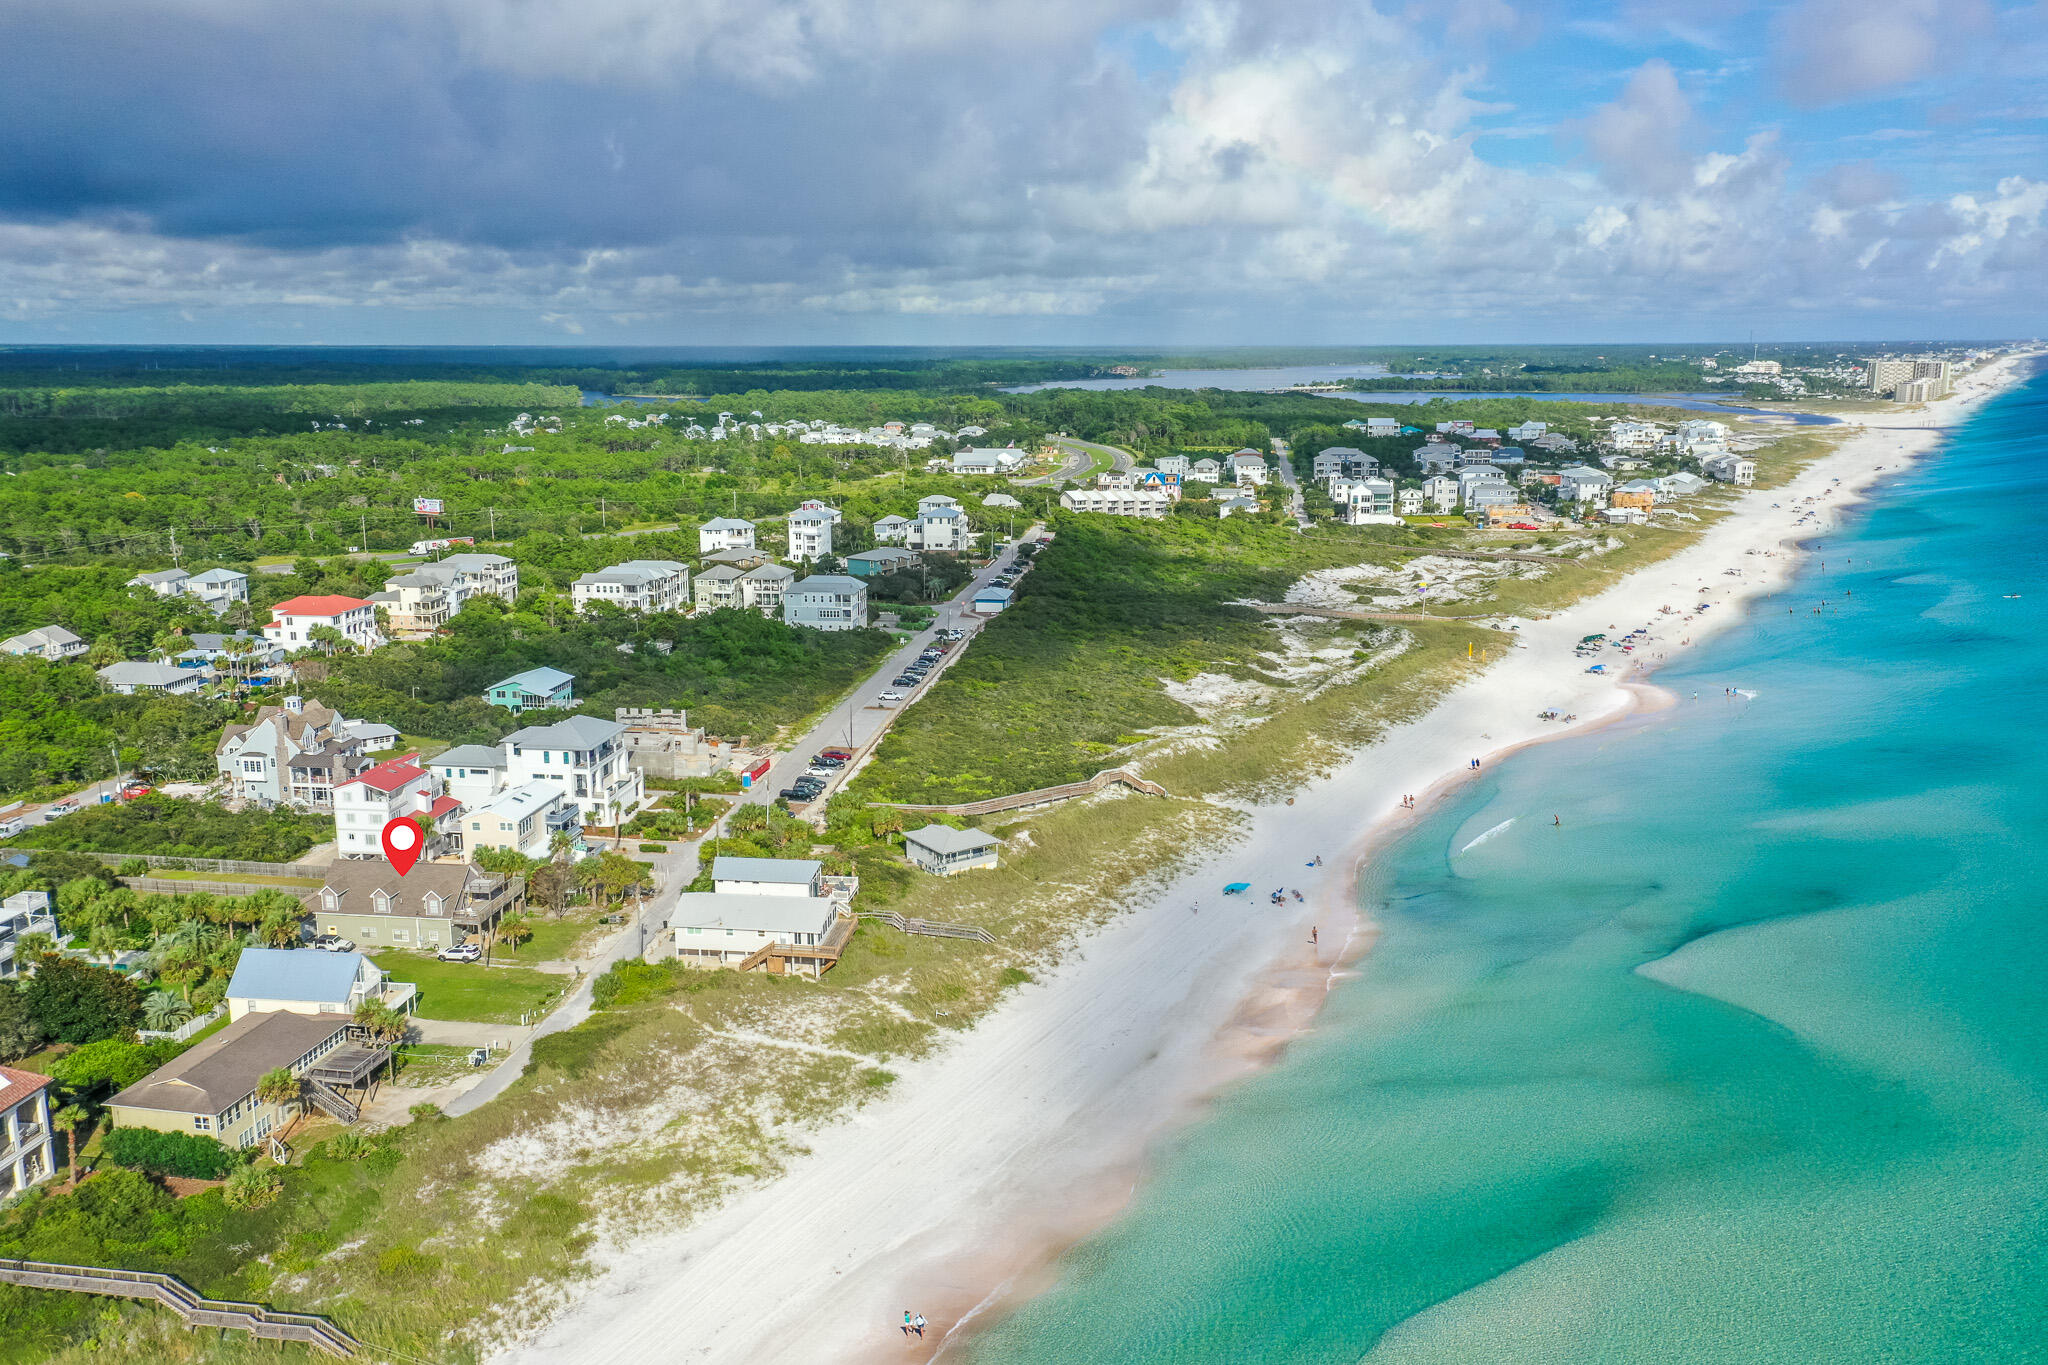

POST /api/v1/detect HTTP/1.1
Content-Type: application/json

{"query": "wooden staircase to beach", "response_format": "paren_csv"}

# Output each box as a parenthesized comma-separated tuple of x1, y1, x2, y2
(0, 1258, 362, 1356)
(859, 911, 996, 945)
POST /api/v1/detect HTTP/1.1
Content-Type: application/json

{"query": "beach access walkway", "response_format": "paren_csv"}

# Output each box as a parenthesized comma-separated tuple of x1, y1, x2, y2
(0, 1258, 361, 1356)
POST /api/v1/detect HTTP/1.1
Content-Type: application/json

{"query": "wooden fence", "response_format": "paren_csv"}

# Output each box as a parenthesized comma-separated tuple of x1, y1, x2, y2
(74, 850, 321, 878)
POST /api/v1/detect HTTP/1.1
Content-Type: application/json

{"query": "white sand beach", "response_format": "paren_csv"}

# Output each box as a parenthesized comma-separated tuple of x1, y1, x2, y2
(505, 355, 2036, 1365)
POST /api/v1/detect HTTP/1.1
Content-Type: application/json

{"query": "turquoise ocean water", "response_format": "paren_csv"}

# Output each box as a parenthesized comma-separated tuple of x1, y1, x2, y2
(966, 365, 2048, 1364)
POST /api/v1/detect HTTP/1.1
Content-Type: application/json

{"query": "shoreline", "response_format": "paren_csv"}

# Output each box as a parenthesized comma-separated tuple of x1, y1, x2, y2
(505, 353, 2037, 1365)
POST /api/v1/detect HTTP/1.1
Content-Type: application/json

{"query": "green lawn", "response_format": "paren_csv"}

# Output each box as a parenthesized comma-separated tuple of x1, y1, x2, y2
(148, 869, 323, 888)
(371, 952, 565, 1023)
(496, 911, 607, 965)
(395, 733, 452, 761)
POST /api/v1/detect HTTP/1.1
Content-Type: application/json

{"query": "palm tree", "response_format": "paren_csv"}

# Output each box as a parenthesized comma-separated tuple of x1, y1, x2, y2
(258, 906, 303, 948)
(51, 1102, 88, 1177)
(610, 799, 624, 848)
(143, 990, 193, 1032)
(86, 923, 127, 965)
(12, 932, 56, 965)
(256, 1067, 302, 1134)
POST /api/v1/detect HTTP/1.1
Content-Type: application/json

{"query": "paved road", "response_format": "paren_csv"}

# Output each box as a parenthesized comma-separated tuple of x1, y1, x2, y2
(739, 530, 1042, 809)
(1269, 437, 1312, 529)
(1016, 436, 1130, 486)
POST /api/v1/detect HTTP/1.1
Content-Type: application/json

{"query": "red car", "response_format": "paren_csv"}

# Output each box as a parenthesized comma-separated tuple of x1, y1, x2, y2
(819, 747, 853, 762)
(120, 784, 153, 800)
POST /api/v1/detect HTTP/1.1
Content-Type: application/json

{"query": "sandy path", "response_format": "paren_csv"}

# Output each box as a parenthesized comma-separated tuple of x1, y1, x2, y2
(504, 357, 2034, 1365)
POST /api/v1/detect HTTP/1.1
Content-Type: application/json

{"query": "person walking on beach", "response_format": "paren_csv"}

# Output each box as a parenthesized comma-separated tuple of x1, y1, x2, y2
(1310, 926, 1319, 944)
(903, 1311, 914, 1338)
(1554, 814, 1560, 826)
(914, 1314, 927, 1339)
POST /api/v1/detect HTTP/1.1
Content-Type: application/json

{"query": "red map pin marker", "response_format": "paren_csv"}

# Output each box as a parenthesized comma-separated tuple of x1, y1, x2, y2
(380, 817, 422, 876)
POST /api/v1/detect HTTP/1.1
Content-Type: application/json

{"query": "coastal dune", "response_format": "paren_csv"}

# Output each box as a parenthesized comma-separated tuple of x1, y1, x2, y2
(507, 358, 2032, 1365)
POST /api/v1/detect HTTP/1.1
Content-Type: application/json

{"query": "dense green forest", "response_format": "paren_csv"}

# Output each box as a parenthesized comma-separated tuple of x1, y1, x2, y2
(298, 598, 894, 744)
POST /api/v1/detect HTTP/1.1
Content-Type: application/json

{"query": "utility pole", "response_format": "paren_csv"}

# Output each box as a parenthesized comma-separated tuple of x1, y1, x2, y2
(168, 527, 182, 567)
(360, 511, 368, 551)
(488, 507, 497, 540)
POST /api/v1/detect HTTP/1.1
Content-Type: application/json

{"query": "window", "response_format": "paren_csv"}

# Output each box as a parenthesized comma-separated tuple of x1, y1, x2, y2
(193, 1115, 212, 1132)
(392, 928, 409, 943)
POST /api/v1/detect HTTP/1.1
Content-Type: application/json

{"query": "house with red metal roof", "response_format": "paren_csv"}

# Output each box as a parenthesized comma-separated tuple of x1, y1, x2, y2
(0, 1065, 56, 1196)
(262, 594, 382, 653)
(332, 754, 464, 862)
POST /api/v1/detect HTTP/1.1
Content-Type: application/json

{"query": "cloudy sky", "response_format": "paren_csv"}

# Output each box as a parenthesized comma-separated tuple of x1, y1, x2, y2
(1, 0, 2043, 345)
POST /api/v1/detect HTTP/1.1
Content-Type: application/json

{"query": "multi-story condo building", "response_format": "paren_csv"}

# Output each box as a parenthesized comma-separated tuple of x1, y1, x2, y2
(264, 595, 382, 652)
(571, 560, 691, 614)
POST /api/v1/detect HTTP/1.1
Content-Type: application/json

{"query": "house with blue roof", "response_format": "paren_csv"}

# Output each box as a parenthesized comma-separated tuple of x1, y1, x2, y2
(224, 947, 411, 1021)
(485, 666, 576, 714)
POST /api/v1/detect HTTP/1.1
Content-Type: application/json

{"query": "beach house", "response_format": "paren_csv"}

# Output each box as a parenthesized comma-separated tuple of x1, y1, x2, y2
(224, 947, 411, 1022)
(485, 666, 576, 714)
(500, 713, 646, 824)
(312, 858, 524, 951)
(98, 661, 210, 696)
(263, 595, 382, 652)
(332, 754, 462, 861)
(667, 891, 851, 978)
(698, 517, 757, 554)
(740, 562, 797, 613)
(107, 1010, 365, 1147)
(464, 782, 579, 861)
(786, 507, 836, 561)
(0, 1067, 56, 1196)
(0, 626, 86, 661)
(783, 575, 869, 631)
(846, 548, 920, 578)
(903, 824, 1001, 875)
(692, 564, 746, 611)
(872, 514, 914, 544)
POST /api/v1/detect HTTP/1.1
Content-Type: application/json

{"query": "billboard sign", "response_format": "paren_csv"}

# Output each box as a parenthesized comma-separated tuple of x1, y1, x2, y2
(412, 497, 445, 516)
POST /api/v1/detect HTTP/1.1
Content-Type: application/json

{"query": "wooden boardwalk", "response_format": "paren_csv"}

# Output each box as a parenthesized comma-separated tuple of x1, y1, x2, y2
(870, 767, 1168, 818)
(0, 1258, 361, 1356)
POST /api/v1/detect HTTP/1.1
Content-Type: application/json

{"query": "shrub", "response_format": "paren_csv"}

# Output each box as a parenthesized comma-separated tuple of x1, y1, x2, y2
(101, 1126, 237, 1179)
(23, 956, 142, 1044)
(525, 1015, 633, 1080)
(222, 1165, 284, 1210)
(329, 1132, 374, 1161)
(637, 842, 666, 853)
(591, 959, 681, 1011)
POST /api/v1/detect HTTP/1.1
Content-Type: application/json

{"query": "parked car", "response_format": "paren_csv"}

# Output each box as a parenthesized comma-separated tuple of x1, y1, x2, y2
(436, 943, 483, 963)
(120, 784, 154, 800)
(878, 691, 904, 704)
(312, 934, 356, 953)
(778, 787, 809, 803)
(893, 676, 920, 687)
(809, 754, 845, 768)
(819, 747, 853, 761)
(44, 801, 78, 819)
(805, 765, 836, 779)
